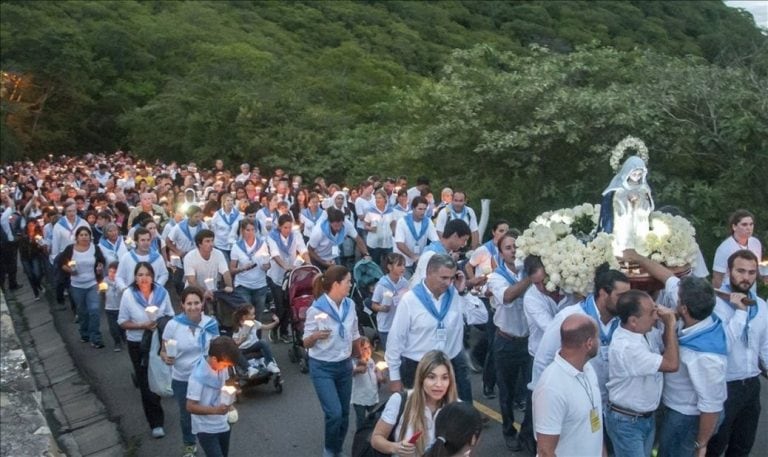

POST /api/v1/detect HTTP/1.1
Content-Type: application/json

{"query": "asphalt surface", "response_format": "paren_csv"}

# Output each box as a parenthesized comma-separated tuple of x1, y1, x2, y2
(37, 296, 768, 457)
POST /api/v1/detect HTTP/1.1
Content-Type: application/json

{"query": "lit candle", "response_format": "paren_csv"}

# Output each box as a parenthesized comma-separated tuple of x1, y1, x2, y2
(243, 319, 255, 329)
(382, 291, 394, 305)
(315, 312, 329, 331)
(68, 260, 77, 268)
(145, 305, 159, 320)
(98, 282, 108, 292)
(220, 385, 237, 405)
(292, 223, 301, 232)
(152, 215, 161, 224)
(375, 361, 388, 371)
(35, 235, 42, 242)
(482, 266, 492, 277)
(293, 257, 305, 267)
(170, 255, 180, 264)
(204, 216, 212, 223)
(165, 339, 178, 357)
(204, 278, 215, 291)
(125, 237, 134, 247)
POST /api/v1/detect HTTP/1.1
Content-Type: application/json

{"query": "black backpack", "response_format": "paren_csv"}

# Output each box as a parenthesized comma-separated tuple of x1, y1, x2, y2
(351, 391, 407, 457)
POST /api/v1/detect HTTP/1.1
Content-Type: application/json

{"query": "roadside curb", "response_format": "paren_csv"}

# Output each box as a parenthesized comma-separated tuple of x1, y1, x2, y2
(2, 284, 124, 457)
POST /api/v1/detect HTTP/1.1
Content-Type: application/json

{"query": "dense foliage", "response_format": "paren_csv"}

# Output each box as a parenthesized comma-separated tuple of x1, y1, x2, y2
(1, 0, 766, 256)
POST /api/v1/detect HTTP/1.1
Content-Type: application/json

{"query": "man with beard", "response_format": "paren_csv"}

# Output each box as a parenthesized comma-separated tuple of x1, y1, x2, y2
(706, 250, 767, 457)
(533, 314, 604, 457)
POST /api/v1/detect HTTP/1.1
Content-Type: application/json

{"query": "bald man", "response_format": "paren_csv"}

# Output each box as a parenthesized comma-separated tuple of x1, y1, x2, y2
(533, 314, 604, 457)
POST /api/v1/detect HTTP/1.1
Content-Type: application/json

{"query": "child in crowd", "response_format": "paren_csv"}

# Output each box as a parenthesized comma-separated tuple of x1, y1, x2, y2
(186, 336, 241, 457)
(231, 305, 281, 378)
(351, 337, 385, 430)
(102, 261, 124, 352)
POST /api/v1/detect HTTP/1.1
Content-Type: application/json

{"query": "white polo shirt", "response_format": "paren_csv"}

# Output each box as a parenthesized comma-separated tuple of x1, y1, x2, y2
(303, 296, 360, 362)
(210, 208, 241, 251)
(307, 219, 358, 262)
(607, 326, 664, 412)
(434, 205, 479, 234)
(533, 354, 603, 456)
(524, 286, 573, 356)
(662, 316, 727, 416)
(393, 216, 438, 267)
(230, 239, 270, 289)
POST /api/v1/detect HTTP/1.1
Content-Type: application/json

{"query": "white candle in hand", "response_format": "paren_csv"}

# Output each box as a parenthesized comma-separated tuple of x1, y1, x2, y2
(204, 278, 215, 291)
(375, 361, 388, 371)
(220, 385, 237, 406)
(243, 320, 255, 329)
(315, 312, 329, 331)
(165, 339, 178, 357)
(382, 291, 394, 306)
(145, 305, 159, 320)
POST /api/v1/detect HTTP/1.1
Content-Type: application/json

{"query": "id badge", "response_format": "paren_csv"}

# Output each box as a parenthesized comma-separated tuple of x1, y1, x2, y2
(413, 244, 421, 255)
(331, 245, 340, 258)
(599, 345, 609, 362)
(589, 408, 601, 433)
(434, 328, 447, 343)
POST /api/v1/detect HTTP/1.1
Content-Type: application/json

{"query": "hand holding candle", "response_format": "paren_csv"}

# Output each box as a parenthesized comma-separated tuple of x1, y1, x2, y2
(220, 385, 237, 406)
(145, 305, 159, 320)
(98, 282, 108, 292)
(204, 277, 215, 291)
(165, 339, 178, 358)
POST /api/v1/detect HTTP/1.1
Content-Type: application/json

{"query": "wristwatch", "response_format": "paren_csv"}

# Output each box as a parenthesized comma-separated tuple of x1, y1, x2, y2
(458, 287, 469, 296)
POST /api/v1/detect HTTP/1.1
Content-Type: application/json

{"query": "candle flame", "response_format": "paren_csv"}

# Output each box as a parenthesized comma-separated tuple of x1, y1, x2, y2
(375, 361, 388, 371)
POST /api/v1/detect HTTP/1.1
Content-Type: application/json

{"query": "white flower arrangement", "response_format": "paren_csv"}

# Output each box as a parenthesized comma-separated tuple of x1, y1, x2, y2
(516, 204, 697, 295)
(610, 136, 649, 171)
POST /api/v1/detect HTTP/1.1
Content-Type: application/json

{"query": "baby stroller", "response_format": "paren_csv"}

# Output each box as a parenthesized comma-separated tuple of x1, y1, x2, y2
(351, 258, 384, 346)
(212, 290, 283, 394)
(286, 264, 321, 374)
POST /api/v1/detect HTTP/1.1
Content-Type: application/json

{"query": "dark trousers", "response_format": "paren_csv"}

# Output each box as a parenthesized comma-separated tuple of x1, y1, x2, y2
(470, 304, 496, 390)
(20, 256, 44, 296)
(0, 241, 20, 290)
(267, 277, 289, 337)
(105, 310, 125, 346)
(127, 341, 164, 429)
(401, 351, 474, 402)
(706, 376, 761, 457)
(197, 430, 230, 457)
(493, 331, 531, 438)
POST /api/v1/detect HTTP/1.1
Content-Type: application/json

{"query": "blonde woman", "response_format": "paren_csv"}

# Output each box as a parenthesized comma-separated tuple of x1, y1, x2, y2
(371, 350, 458, 456)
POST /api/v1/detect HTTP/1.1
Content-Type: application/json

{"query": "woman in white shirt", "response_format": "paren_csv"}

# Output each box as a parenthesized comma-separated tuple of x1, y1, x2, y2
(370, 253, 409, 350)
(161, 286, 220, 457)
(364, 189, 395, 266)
(303, 266, 361, 457)
(210, 193, 241, 263)
(229, 219, 271, 318)
(60, 226, 106, 348)
(117, 262, 174, 439)
(371, 350, 459, 456)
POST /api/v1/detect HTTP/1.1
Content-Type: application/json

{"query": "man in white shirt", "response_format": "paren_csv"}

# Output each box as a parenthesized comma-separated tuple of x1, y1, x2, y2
(308, 208, 369, 270)
(707, 250, 767, 457)
(488, 233, 541, 452)
(410, 218, 473, 287)
(534, 314, 603, 457)
(434, 190, 480, 249)
(606, 290, 679, 457)
(385, 254, 487, 402)
(353, 180, 374, 238)
(393, 196, 439, 276)
(116, 228, 168, 291)
(183, 229, 233, 302)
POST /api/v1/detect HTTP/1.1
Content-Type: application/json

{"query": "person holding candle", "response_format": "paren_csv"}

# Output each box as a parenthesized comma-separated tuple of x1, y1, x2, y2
(267, 214, 310, 342)
(60, 226, 106, 348)
(255, 193, 280, 236)
(98, 222, 128, 266)
(210, 193, 241, 263)
(117, 262, 174, 439)
(370, 253, 409, 349)
(363, 189, 395, 266)
(116, 228, 169, 291)
(371, 350, 459, 456)
(186, 336, 240, 457)
(308, 208, 370, 271)
(300, 192, 324, 241)
(102, 261, 125, 352)
(303, 265, 362, 457)
(230, 219, 271, 318)
(162, 286, 221, 457)
(231, 304, 281, 377)
(351, 337, 384, 430)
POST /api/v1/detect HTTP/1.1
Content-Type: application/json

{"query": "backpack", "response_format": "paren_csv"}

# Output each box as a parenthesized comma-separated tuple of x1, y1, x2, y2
(351, 391, 407, 457)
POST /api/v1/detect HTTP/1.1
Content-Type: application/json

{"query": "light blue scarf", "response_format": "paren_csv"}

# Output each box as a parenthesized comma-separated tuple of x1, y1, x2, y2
(312, 294, 352, 339)
(580, 294, 619, 346)
(412, 282, 454, 329)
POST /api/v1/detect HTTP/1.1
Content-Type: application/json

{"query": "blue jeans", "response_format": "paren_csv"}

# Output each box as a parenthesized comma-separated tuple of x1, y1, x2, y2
(235, 285, 269, 317)
(197, 430, 230, 457)
(605, 407, 655, 457)
(309, 357, 353, 454)
(378, 332, 388, 350)
(172, 379, 195, 446)
(104, 310, 125, 346)
(71, 285, 102, 344)
(20, 256, 44, 296)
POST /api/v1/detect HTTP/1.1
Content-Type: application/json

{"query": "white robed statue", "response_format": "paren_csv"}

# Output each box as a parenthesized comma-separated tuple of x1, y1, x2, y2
(598, 139, 654, 257)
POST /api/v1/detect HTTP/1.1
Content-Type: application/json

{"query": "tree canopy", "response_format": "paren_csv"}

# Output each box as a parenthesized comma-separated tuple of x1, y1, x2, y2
(1, 0, 767, 256)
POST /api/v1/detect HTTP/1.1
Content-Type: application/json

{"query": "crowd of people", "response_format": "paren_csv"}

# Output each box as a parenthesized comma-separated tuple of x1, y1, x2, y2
(0, 150, 766, 457)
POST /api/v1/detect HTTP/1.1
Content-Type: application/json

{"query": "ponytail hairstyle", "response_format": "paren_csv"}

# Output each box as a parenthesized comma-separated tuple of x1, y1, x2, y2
(312, 265, 350, 299)
(423, 402, 483, 457)
(382, 252, 405, 274)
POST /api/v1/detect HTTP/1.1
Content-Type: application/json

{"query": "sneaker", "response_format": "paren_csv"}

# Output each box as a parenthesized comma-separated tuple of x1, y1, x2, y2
(266, 361, 281, 374)
(151, 427, 166, 439)
(182, 444, 197, 457)
(91, 342, 105, 349)
(113, 346, 122, 353)
(279, 334, 292, 344)
(80, 338, 89, 343)
(247, 367, 261, 379)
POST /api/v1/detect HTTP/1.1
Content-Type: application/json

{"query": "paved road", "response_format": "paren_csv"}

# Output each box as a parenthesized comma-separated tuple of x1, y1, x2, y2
(47, 301, 767, 457)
